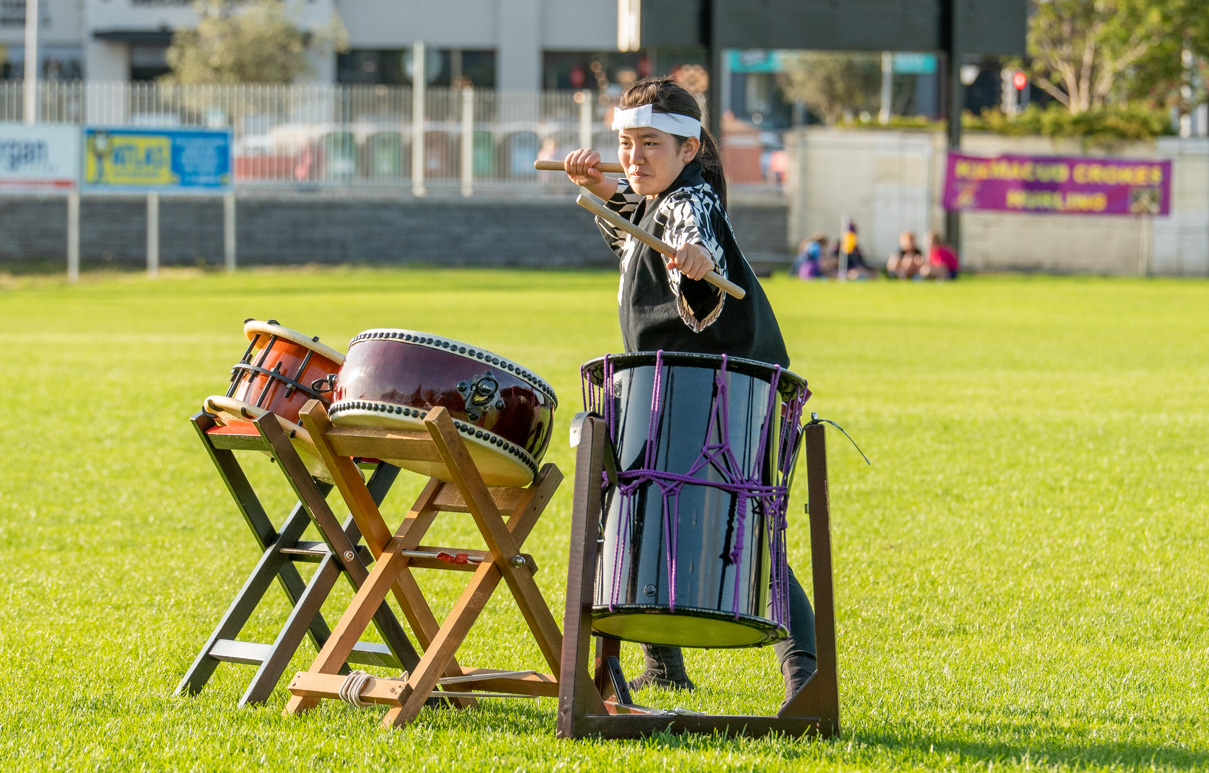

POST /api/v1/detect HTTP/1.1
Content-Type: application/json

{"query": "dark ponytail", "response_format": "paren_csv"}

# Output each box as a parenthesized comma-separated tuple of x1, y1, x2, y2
(619, 76, 728, 207)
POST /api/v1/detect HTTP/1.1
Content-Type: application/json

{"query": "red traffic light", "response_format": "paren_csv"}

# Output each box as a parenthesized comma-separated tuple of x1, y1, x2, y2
(1012, 70, 1027, 90)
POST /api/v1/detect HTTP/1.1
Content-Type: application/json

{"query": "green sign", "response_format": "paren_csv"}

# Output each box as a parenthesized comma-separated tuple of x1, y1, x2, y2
(727, 50, 782, 74)
(893, 53, 937, 74)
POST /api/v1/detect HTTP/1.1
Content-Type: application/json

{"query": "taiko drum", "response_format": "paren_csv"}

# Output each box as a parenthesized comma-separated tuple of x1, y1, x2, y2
(328, 329, 557, 488)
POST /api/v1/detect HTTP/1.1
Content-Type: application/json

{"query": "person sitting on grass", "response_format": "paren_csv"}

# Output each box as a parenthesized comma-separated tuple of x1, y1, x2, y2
(920, 230, 960, 280)
(828, 222, 876, 279)
(886, 230, 923, 279)
(791, 233, 827, 279)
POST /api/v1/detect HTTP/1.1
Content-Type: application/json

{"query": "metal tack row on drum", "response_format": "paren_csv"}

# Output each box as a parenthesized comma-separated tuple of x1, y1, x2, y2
(328, 329, 557, 488)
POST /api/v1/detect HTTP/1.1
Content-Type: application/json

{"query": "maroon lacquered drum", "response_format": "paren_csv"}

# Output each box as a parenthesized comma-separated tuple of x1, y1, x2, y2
(328, 329, 557, 487)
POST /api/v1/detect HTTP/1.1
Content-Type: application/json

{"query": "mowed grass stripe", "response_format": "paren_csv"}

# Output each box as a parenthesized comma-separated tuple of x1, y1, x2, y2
(0, 269, 1205, 771)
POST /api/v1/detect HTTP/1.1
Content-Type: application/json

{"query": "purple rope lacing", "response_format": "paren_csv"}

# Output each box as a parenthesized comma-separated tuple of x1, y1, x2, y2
(584, 353, 812, 628)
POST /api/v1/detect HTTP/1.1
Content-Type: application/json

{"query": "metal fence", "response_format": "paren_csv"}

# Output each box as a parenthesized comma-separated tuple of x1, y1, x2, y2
(0, 80, 627, 192)
(0, 80, 783, 194)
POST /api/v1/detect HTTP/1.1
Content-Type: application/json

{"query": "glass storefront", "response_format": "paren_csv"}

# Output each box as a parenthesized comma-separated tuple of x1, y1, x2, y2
(337, 49, 496, 88)
(0, 46, 84, 80)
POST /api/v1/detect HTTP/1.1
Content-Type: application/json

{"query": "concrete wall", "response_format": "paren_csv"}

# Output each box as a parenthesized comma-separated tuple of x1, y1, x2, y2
(0, 193, 790, 271)
(786, 127, 1209, 276)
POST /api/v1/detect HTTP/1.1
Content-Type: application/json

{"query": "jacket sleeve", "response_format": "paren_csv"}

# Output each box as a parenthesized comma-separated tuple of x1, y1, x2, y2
(594, 178, 644, 256)
(655, 188, 727, 332)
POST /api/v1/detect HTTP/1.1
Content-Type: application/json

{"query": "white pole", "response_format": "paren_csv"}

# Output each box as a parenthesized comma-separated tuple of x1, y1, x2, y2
(147, 192, 160, 278)
(838, 214, 849, 281)
(578, 90, 592, 150)
(223, 191, 236, 271)
(460, 86, 474, 197)
(411, 40, 427, 197)
(66, 191, 79, 283)
(23, 0, 39, 125)
(879, 52, 892, 125)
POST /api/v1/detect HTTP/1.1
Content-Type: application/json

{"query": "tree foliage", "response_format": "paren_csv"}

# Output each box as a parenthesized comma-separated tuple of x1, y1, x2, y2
(777, 52, 882, 125)
(968, 102, 1173, 145)
(1027, 0, 1197, 114)
(163, 0, 347, 85)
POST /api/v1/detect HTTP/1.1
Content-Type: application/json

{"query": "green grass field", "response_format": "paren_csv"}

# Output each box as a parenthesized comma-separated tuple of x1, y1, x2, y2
(0, 268, 1205, 771)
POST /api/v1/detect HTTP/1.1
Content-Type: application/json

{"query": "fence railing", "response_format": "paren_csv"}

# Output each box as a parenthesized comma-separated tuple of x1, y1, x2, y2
(0, 80, 784, 193)
(0, 80, 626, 192)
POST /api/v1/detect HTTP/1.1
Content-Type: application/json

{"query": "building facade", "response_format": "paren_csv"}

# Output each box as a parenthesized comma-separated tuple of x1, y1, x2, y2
(0, 0, 631, 90)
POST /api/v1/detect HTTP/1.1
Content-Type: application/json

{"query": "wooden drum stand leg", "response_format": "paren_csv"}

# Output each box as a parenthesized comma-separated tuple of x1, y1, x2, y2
(556, 415, 841, 740)
(283, 402, 565, 729)
(176, 412, 402, 707)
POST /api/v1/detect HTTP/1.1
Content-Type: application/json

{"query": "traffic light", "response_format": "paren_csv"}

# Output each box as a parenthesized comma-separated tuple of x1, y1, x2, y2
(1001, 67, 1026, 114)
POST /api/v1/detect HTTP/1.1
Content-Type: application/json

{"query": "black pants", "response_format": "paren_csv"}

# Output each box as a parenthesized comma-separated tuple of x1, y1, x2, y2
(638, 564, 817, 684)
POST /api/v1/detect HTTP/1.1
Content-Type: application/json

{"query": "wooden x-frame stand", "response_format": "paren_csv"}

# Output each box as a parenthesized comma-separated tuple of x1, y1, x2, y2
(556, 414, 841, 739)
(177, 412, 421, 706)
(282, 400, 566, 729)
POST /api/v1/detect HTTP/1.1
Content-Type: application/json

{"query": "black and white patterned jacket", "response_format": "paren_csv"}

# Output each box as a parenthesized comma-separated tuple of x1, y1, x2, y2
(595, 160, 790, 367)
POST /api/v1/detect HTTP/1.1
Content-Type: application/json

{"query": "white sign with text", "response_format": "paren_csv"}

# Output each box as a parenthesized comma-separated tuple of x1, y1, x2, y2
(0, 123, 80, 192)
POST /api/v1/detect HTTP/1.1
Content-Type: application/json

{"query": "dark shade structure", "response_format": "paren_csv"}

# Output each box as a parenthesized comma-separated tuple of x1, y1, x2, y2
(633, 0, 1029, 245)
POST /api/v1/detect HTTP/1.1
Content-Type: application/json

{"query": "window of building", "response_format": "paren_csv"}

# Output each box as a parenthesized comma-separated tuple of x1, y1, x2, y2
(130, 45, 171, 82)
(337, 49, 495, 88)
(541, 51, 651, 93)
(0, 46, 84, 80)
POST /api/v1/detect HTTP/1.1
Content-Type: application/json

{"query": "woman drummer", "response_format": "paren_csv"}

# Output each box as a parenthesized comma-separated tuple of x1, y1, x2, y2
(563, 76, 818, 707)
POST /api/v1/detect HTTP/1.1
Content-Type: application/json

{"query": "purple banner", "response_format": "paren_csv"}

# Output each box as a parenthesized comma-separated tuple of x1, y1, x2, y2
(943, 152, 1171, 216)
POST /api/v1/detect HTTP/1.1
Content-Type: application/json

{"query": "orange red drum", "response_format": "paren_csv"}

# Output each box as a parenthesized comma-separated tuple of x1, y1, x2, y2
(204, 319, 344, 482)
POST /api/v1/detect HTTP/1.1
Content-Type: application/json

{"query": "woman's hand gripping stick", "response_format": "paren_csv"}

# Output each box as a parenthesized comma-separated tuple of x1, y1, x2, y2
(575, 194, 746, 300)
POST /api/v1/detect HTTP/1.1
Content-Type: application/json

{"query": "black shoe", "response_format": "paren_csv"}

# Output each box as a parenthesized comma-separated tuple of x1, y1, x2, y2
(779, 654, 818, 711)
(626, 671, 696, 692)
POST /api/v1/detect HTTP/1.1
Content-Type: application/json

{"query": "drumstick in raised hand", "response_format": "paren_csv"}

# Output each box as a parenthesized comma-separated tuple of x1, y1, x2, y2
(575, 194, 746, 300)
(534, 160, 626, 173)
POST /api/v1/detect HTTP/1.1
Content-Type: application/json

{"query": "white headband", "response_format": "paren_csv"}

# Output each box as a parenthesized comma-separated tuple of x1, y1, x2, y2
(611, 104, 701, 139)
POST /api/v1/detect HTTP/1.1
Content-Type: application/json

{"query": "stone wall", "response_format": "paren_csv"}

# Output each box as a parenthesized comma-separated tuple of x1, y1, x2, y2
(0, 192, 791, 272)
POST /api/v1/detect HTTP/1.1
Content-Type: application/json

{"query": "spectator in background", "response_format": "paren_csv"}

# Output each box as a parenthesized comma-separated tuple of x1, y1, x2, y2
(828, 222, 875, 279)
(886, 230, 923, 279)
(921, 230, 960, 280)
(791, 233, 827, 279)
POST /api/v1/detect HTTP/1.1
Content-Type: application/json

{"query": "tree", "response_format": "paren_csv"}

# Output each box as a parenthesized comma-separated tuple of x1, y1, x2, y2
(1027, 0, 1189, 114)
(163, 0, 347, 85)
(777, 52, 882, 125)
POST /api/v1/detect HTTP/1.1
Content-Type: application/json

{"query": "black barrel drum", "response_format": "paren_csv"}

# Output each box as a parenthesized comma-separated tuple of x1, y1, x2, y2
(329, 329, 557, 488)
(581, 352, 810, 648)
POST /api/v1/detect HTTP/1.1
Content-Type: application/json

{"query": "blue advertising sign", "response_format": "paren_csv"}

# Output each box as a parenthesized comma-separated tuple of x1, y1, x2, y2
(82, 127, 233, 192)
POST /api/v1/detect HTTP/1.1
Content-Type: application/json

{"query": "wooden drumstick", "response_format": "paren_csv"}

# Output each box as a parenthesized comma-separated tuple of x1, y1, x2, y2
(575, 194, 746, 300)
(534, 160, 626, 173)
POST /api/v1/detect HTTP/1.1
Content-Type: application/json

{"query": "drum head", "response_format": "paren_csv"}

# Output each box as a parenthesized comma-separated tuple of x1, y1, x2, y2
(581, 351, 809, 402)
(328, 402, 537, 488)
(203, 395, 332, 483)
(591, 607, 787, 648)
(243, 319, 346, 366)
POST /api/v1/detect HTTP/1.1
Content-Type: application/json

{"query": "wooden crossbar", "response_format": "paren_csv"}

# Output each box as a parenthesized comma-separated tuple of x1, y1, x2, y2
(283, 400, 566, 729)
